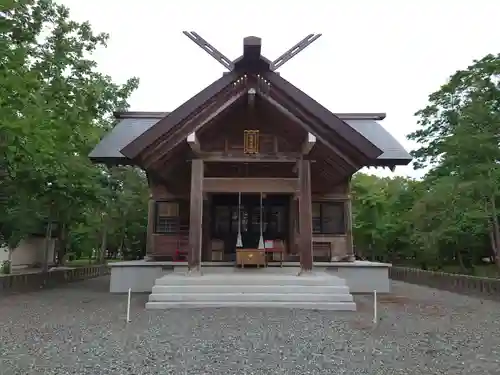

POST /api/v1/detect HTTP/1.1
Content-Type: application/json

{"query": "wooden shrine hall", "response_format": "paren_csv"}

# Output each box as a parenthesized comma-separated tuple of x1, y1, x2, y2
(89, 32, 412, 274)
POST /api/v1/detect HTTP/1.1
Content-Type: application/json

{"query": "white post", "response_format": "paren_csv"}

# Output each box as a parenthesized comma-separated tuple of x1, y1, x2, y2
(373, 290, 377, 324)
(126, 288, 131, 323)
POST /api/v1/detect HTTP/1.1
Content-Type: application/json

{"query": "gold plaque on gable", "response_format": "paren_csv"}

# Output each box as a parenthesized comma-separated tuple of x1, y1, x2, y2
(244, 130, 259, 154)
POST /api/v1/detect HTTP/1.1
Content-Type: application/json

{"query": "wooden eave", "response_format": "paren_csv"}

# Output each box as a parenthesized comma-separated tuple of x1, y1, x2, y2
(256, 93, 357, 173)
(145, 87, 248, 171)
(261, 71, 384, 163)
(120, 71, 243, 160)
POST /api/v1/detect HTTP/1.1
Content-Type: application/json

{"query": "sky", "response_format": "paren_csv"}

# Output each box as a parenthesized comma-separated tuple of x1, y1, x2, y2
(59, 0, 500, 179)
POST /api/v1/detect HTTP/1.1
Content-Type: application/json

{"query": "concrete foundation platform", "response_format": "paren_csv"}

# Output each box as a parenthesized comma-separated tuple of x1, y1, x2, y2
(109, 260, 391, 294)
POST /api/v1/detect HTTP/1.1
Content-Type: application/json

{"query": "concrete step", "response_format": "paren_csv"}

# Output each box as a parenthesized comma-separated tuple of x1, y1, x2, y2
(151, 284, 350, 295)
(147, 271, 356, 311)
(148, 293, 354, 303)
(154, 274, 347, 286)
(146, 301, 357, 311)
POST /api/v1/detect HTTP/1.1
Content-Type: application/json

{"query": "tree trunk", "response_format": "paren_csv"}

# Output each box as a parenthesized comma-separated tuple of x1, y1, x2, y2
(56, 222, 68, 266)
(3, 246, 13, 274)
(117, 236, 124, 260)
(489, 228, 497, 263)
(456, 248, 466, 271)
(100, 226, 107, 264)
(42, 218, 53, 272)
(488, 196, 500, 268)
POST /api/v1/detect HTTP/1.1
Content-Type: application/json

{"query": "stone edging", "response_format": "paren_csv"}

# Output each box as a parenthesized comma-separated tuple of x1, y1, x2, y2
(0, 265, 110, 295)
(389, 266, 500, 298)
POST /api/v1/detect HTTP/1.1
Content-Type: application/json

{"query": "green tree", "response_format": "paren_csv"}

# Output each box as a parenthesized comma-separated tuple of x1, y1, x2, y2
(351, 173, 418, 263)
(1, 0, 140, 269)
(408, 54, 500, 270)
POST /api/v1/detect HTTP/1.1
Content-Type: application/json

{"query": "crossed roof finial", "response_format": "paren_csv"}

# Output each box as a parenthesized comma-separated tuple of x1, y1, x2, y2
(182, 31, 322, 72)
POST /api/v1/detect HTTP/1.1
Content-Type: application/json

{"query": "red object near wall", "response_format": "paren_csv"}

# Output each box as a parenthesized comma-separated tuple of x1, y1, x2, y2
(174, 249, 188, 261)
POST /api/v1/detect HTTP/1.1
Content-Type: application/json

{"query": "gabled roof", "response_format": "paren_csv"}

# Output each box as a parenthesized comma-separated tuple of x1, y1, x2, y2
(89, 111, 411, 166)
(118, 44, 385, 166)
(90, 35, 411, 169)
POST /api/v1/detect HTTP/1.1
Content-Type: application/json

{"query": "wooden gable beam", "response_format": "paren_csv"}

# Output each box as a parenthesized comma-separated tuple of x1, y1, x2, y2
(121, 71, 241, 160)
(311, 156, 344, 179)
(262, 71, 383, 160)
(266, 89, 360, 168)
(294, 149, 348, 186)
(147, 88, 247, 169)
(259, 93, 358, 171)
(270, 89, 372, 170)
(142, 82, 244, 163)
(307, 143, 359, 188)
(323, 155, 352, 175)
(198, 152, 301, 163)
(311, 143, 353, 175)
(145, 167, 182, 197)
(313, 164, 348, 190)
(203, 178, 298, 193)
(149, 145, 188, 179)
(145, 86, 247, 170)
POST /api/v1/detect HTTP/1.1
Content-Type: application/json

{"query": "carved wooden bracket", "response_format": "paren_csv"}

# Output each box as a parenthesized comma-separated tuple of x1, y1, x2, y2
(302, 132, 316, 154)
(187, 132, 200, 152)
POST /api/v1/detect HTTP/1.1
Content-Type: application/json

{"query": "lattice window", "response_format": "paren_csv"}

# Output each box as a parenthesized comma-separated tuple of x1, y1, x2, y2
(312, 202, 345, 234)
(155, 202, 179, 234)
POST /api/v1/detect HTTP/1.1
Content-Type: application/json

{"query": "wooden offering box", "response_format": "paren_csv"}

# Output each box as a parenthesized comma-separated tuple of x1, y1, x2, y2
(236, 249, 266, 268)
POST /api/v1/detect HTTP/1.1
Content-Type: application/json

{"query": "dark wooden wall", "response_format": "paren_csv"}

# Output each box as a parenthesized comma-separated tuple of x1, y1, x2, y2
(145, 97, 356, 261)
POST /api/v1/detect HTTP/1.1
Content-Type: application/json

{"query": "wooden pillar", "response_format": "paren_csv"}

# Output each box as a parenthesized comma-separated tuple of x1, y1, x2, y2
(202, 194, 211, 261)
(298, 160, 313, 271)
(188, 160, 204, 271)
(344, 197, 354, 260)
(288, 195, 296, 257)
(145, 196, 155, 260)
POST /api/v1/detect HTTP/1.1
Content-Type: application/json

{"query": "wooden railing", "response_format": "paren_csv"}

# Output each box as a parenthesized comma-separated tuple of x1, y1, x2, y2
(0, 265, 110, 295)
(389, 266, 500, 299)
(151, 229, 189, 259)
(312, 241, 333, 261)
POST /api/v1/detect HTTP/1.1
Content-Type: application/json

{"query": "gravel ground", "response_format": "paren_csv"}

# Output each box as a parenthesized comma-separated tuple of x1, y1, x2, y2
(0, 277, 500, 375)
